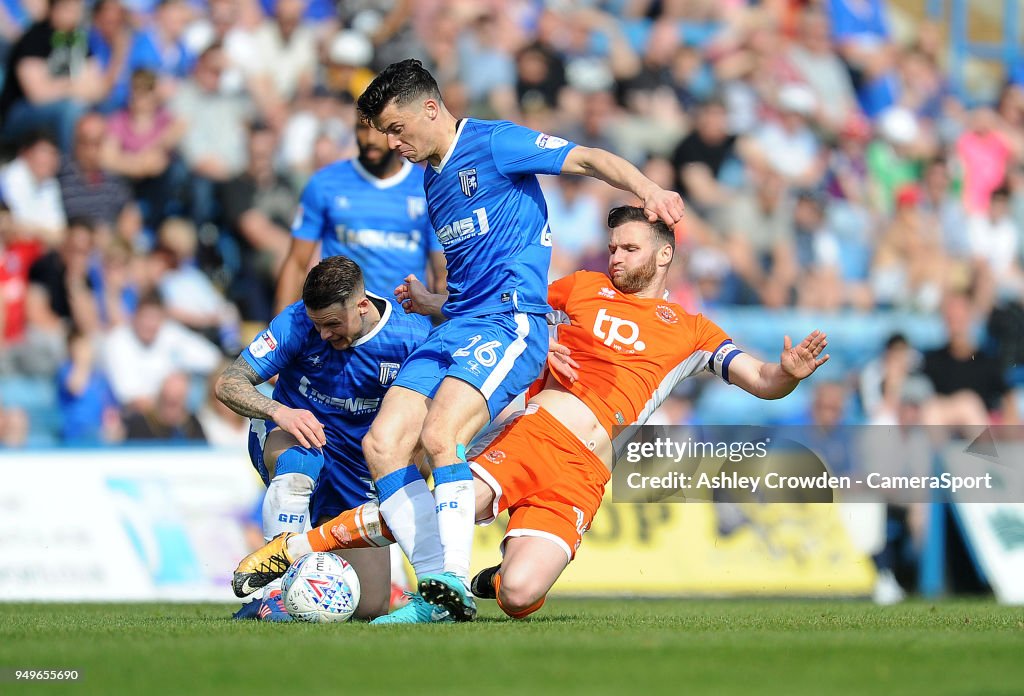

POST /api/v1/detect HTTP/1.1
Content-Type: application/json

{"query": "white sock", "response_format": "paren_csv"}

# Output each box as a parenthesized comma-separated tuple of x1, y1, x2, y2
(376, 465, 444, 578)
(286, 533, 313, 559)
(262, 472, 314, 541)
(432, 463, 475, 585)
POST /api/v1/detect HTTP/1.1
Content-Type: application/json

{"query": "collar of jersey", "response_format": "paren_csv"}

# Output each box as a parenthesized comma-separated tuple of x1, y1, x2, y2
(351, 158, 414, 189)
(351, 292, 392, 348)
(431, 118, 470, 174)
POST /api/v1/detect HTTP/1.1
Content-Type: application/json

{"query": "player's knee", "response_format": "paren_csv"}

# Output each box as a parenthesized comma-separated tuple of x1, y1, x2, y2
(418, 422, 452, 461)
(362, 430, 395, 474)
(496, 572, 546, 618)
(266, 472, 314, 506)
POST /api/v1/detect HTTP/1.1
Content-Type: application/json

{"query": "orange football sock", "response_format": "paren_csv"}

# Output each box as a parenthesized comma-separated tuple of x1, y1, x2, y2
(306, 503, 395, 552)
(493, 571, 546, 619)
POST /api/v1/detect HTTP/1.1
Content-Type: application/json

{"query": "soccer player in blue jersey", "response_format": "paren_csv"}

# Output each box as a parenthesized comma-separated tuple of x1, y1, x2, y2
(216, 255, 431, 621)
(275, 119, 447, 312)
(352, 59, 686, 623)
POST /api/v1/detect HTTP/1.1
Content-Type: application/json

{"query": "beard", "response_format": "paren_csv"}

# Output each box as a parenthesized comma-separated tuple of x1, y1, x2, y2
(610, 253, 658, 294)
(358, 148, 399, 177)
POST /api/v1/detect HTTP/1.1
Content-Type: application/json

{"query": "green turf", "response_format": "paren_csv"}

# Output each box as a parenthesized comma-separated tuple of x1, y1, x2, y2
(0, 599, 1021, 695)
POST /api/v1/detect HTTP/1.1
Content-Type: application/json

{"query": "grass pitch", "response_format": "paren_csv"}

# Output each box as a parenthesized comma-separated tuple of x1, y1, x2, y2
(1, 599, 1022, 695)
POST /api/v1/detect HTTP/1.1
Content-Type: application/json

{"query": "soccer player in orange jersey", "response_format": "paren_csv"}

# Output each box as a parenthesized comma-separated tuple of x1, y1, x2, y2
(234, 205, 829, 619)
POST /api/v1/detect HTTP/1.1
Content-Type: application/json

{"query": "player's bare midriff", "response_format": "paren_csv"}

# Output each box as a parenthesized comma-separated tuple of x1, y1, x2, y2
(529, 372, 614, 473)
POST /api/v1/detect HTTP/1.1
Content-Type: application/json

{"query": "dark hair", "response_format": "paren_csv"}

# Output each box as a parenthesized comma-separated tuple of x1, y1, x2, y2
(18, 130, 58, 152)
(607, 205, 675, 253)
(884, 333, 908, 350)
(136, 290, 164, 310)
(357, 59, 441, 124)
(992, 182, 1011, 200)
(302, 256, 365, 310)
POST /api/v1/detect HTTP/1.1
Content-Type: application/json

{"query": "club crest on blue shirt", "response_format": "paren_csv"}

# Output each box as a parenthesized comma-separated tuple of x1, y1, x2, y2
(458, 168, 478, 197)
(378, 361, 401, 386)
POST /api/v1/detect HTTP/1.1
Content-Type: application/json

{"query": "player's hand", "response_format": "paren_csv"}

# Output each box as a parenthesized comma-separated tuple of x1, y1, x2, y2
(548, 339, 580, 384)
(642, 188, 685, 229)
(780, 330, 830, 380)
(395, 274, 442, 316)
(273, 405, 327, 449)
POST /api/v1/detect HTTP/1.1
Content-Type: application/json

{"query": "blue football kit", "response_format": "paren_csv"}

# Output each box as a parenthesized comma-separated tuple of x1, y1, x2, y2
(394, 119, 577, 417)
(292, 159, 440, 298)
(242, 296, 431, 520)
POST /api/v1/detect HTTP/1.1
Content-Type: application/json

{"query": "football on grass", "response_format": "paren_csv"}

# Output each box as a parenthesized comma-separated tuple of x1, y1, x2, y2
(281, 552, 360, 623)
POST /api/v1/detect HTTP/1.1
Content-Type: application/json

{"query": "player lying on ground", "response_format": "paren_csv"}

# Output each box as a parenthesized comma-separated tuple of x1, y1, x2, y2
(216, 255, 431, 620)
(345, 58, 685, 625)
(234, 206, 830, 619)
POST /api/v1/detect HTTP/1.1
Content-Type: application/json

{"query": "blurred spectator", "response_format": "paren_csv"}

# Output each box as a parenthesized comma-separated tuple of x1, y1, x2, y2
(870, 184, 946, 313)
(0, 202, 43, 355)
(102, 290, 221, 411)
(184, 0, 262, 95)
(58, 112, 139, 239)
(27, 218, 99, 330)
(720, 174, 796, 307)
(544, 176, 604, 281)
(124, 370, 207, 441)
(792, 189, 844, 311)
(457, 10, 516, 118)
(0, 396, 28, 447)
(920, 291, 1017, 426)
(785, 6, 858, 134)
(246, 0, 316, 127)
(57, 327, 122, 443)
(218, 123, 295, 321)
(0, 131, 66, 245)
(131, 0, 195, 81)
(170, 43, 251, 225)
(280, 86, 356, 181)
(740, 83, 822, 186)
(670, 96, 737, 215)
(0, 0, 105, 150)
(867, 107, 924, 214)
(828, 0, 898, 117)
(920, 157, 969, 260)
(87, 0, 133, 113)
(14, 291, 64, 377)
(196, 363, 249, 447)
(515, 41, 565, 111)
(336, 0, 422, 72)
(955, 108, 1023, 216)
(104, 68, 187, 230)
(966, 184, 1024, 300)
(152, 217, 241, 351)
(321, 29, 374, 100)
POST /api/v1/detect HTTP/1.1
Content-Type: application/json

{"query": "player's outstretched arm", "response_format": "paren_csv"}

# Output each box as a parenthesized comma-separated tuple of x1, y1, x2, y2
(726, 330, 830, 400)
(560, 146, 685, 229)
(214, 355, 326, 448)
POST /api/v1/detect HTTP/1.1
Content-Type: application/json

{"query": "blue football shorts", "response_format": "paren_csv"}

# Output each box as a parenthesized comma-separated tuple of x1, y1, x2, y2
(392, 311, 548, 419)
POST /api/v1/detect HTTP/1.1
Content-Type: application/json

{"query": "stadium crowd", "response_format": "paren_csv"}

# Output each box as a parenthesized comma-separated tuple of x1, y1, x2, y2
(0, 0, 1021, 460)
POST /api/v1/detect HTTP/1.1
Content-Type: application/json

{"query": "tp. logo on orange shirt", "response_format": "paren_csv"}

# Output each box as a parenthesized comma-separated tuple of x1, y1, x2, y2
(593, 308, 646, 351)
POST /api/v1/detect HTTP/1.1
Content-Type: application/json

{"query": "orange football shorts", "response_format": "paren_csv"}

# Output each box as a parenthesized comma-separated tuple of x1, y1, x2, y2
(469, 404, 610, 562)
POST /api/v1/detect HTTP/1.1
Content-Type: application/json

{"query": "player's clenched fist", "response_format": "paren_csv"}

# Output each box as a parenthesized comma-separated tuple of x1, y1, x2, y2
(642, 188, 685, 229)
(273, 405, 327, 449)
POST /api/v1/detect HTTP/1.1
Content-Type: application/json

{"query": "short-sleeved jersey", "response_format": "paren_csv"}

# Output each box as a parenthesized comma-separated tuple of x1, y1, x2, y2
(241, 296, 431, 464)
(543, 271, 737, 453)
(291, 159, 437, 298)
(423, 119, 576, 318)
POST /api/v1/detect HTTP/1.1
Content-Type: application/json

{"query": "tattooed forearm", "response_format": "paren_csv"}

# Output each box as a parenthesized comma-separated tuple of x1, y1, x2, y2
(214, 356, 281, 420)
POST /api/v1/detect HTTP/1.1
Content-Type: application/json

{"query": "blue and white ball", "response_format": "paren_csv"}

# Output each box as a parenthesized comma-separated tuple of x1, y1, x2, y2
(280, 552, 360, 623)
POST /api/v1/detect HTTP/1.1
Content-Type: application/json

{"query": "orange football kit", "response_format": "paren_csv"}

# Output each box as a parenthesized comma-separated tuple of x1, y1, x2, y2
(469, 270, 736, 561)
(304, 271, 740, 563)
